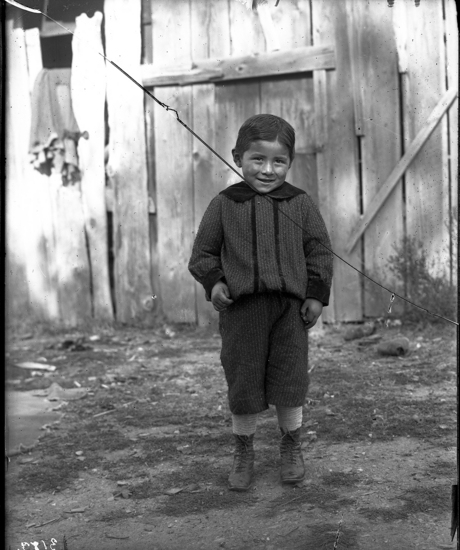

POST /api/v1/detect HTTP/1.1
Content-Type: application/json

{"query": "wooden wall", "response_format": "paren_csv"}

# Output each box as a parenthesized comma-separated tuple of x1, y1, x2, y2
(142, 0, 457, 325)
(6, 0, 457, 327)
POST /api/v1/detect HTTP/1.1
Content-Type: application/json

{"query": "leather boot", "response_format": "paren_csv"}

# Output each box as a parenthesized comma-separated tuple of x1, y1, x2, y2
(279, 427, 305, 484)
(228, 434, 255, 491)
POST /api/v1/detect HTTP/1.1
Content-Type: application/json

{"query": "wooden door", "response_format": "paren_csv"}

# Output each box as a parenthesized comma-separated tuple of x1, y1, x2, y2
(153, 73, 319, 326)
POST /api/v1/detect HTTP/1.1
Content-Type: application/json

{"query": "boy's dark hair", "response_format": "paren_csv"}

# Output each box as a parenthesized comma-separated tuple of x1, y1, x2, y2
(234, 114, 295, 160)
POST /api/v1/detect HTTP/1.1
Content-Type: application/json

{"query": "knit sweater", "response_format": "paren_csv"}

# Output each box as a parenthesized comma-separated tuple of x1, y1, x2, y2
(188, 181, 334, 305)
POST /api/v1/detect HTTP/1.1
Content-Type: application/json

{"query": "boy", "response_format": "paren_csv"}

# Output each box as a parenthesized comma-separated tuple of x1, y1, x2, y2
(188, 114, 333, 491)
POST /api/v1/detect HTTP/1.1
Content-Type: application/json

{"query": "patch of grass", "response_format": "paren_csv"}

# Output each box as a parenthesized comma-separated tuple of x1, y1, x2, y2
(383, 231, 457, 324)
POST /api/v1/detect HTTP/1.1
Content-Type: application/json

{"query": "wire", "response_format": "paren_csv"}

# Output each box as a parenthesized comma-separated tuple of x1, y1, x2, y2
(6, 0, 458, 327)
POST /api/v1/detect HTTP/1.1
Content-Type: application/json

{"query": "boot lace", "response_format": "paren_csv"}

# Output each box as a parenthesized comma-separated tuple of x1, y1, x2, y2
(281, 434, 302, 465)
(234, 439, 252, 472)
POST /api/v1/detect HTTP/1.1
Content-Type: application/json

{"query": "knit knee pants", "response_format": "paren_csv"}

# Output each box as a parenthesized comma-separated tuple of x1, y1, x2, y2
(219, 293, 309, 415)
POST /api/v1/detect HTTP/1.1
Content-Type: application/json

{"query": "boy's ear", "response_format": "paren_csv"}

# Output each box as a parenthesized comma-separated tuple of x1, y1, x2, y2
(232, 149, 242, 167)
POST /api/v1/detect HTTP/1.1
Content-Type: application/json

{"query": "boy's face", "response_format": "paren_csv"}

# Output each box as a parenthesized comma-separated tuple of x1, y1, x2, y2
(232, 140, 292, 194)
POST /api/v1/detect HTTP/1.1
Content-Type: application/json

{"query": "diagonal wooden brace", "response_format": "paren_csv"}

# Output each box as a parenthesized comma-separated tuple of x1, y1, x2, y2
(347, 86, 458, 255)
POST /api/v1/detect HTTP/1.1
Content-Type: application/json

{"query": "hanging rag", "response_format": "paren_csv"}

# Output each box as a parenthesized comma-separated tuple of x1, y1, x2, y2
(29, 68, 83, 185)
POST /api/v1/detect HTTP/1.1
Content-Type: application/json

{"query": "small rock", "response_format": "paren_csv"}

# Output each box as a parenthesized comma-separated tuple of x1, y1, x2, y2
(376, 337, 410, 356)
(164, 487, 184, 495)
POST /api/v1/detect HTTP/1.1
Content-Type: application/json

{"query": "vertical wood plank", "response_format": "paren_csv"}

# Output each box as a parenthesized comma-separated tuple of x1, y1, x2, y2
(314, 68, 335, 322)
(151, 0, 192, 67)
(270, 0, 311, 49)
(191, 0, 231, 60)
(312, 0, 362, 322)
(6, 18, 60, 321)
(71, 11, 114, 321)
(257, 3, 281, 51)
(229, 0, 267, 56)
(144, 94, 162, 317)
(153, 86, 196, 323)
(348, 0, 403, 318)
(52, 179, 93, 325)
(141, 0, 153, 64)
(403, 0, 448, 274)
(445, 0, 458, 283)
(192, 83, 220, 327)
(150, 0, 195, 323)
(105, 0, 153, 321)
(24, 28, 42, 93)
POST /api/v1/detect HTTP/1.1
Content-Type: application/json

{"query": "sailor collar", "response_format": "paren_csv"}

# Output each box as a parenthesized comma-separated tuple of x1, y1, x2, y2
(220, 181, 305, 202)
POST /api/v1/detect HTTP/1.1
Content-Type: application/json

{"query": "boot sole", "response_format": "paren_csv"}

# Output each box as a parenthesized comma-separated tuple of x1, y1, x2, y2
(281, 473, 305, 484)
(228, 484, 251, 492)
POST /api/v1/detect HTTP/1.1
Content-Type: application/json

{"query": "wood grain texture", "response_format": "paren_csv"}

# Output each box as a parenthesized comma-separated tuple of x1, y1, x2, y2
(144, 93, 162, 316)
(347, 0, 403, 317)
(141, 45, 336, 87)
(105, 0, 152, 322)
(312, 0, 362, 322)
(347, 87, 458, 254)
(345, 0, 365, 136)
(229, 0, 266, 56)
(257, 3, 280, 51)
(153, 86, 196, 323)
(150, 0, 195, 323)
(71, 11, 114, 321)
(314, 68, 334, 322)
(24, 28, 42, 93)
(191, 0, 231, 60)
(402, 0, 449, 273)
(151, 0, 192, 67)
(52, 181, 93, 325)
(270, 0, 311, 49)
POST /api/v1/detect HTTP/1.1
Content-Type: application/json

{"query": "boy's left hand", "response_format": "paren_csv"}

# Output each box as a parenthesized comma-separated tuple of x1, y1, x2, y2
(301, 298, 323, 330)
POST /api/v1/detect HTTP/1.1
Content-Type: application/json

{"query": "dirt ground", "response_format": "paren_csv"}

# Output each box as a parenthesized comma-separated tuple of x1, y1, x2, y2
(5, 318, 458, 550)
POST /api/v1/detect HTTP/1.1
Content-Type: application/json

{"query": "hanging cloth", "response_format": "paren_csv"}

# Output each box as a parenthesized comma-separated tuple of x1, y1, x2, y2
(29, 68, 82, 185)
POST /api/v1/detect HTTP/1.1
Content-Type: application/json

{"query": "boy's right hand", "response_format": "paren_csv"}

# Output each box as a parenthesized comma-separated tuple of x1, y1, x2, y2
(211, 281, 234, 312)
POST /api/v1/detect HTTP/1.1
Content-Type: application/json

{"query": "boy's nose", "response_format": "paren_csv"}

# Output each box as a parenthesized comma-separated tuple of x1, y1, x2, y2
(262, 162, 274, 174)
